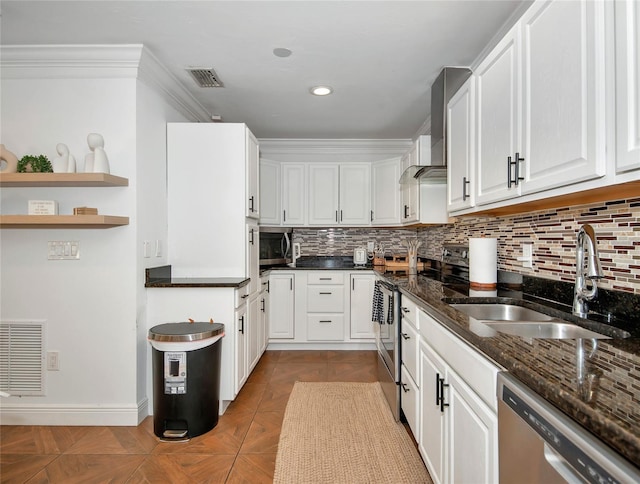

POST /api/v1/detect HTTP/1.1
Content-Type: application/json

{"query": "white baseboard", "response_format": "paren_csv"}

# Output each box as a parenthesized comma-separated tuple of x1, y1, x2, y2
(267, 342, 376, 350)
(0, 402, 144, 426)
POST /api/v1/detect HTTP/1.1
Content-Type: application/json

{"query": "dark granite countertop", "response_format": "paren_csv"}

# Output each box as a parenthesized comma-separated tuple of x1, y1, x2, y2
(264, 255, 374, 271)
(145, 265, 250, 288)
(393, 273, 640, 469)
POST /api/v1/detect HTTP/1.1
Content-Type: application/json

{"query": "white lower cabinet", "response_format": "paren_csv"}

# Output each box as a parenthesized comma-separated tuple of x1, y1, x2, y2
(268, 272, 295, 339)
(235, 299, 248, 393)
(306, 272, 345, 341)
(350, 273, 376, 339)
(417, 307, 500, 484)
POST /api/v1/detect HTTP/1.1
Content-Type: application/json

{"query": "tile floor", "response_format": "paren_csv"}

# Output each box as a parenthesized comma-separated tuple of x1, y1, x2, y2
(0, 349, 405, 483)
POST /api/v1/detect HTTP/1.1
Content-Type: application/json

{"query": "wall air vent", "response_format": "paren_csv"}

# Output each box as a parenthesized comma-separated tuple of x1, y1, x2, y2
(0, 321, 46, 396)
(187, 67, 224, 88)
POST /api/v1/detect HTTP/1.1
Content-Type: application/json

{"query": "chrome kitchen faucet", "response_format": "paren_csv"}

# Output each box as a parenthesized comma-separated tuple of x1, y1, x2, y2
(573, 224, 604, 318)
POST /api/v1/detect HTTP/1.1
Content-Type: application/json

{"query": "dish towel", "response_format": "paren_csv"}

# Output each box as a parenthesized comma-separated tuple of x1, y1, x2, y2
(372, 281, 384, 324)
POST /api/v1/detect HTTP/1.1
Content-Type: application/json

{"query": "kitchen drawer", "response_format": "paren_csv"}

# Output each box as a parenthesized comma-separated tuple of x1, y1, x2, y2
(419, 309, 500, 409)
(401, 318, 419, 384)
(307, 286, 344, 312)
(400, 296, 419, 330)
(307, 272, 345, 285)
(307, 314, 345, 341)
(401, 364, 419, 439)
(235, 284, 249, 308)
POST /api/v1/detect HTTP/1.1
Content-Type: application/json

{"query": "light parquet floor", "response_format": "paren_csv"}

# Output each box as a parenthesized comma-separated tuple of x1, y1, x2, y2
(0, 350, 382, 483)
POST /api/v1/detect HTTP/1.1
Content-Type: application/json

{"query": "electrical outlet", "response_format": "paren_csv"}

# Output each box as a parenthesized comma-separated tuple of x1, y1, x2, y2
(367, 241, 375, 251)
(47, 351, 59, 371)
(143, 241, 150, 258)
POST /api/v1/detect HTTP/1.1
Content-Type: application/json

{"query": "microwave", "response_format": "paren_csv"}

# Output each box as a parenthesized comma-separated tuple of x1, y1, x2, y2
(259, 227, 293, 267)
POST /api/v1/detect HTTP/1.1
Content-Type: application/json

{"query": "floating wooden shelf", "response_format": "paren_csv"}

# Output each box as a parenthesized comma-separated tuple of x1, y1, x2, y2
(0, 215, 129, 228)
(0, 172, 128, 187)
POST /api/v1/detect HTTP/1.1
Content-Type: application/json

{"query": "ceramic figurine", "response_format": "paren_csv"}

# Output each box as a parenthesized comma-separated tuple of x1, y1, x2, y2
(85, 133, 110, 173)
(52, 143, 77, 173)
(0, 144, 19, 173)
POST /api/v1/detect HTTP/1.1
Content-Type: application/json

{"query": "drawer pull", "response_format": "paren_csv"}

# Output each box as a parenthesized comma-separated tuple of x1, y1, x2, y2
(319, 320, 332, 323)
(401, 307, 410, 313)
(401, 383, 410, 393)
(319, 292, 332, 295)
(319, 277, 332, 281)
(241, 294, 249, 299)
(401, 332, 410, 340)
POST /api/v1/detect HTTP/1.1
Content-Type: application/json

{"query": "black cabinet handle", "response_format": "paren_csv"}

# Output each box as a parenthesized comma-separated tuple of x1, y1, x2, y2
(249, 196, 254, 213)
(507, 156, 513, 188)
(283, 210, 286, 222)
(435, 373, 441, 406)
(401, 307, 410, 313)
(514, 152, 524, 186)
(340, 210, 343, 222)
(261, 299, 265, 312)
(404, 205, 409, 218)
(249, 228, 254, 245)
(290, 278, 293, 290)
(241, 294, 249, 299)
(462, 176, 470, 201)
(439, 377, 449, 412)
(319, 277, 332, 280)
(319, 320, 332, 323)
(401, 332, 410, 340)
(371, 210, 374, 222)
(239, 316, 244, 334)
(335, 210, 338, 222)
(319, 292, 332, 295)
(401, 383, 410, 393)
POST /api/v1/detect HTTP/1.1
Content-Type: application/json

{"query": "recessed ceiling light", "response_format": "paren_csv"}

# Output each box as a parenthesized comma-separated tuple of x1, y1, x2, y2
(273, 48, 292, 58)
(310, 86, 333, 96)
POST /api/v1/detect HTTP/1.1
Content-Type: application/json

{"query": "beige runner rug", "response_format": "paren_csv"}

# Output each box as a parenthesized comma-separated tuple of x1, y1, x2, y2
(274, 382, 432, 484)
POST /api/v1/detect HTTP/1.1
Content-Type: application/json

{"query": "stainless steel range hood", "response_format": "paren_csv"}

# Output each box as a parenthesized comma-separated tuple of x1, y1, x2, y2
(400, 67, 472, 184)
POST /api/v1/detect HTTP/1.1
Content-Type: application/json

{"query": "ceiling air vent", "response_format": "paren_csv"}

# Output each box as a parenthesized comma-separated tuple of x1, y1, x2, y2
(187, 67, 224, 88)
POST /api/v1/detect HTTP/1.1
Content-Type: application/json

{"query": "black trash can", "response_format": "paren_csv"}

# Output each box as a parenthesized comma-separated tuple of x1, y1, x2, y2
(148, 322, 224, 441)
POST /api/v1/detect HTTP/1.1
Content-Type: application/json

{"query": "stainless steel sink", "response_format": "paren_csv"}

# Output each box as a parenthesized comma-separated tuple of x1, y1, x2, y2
(482, 321, 610, 340)
(449, 303, 614, 339)
(450, 303, 555, 322)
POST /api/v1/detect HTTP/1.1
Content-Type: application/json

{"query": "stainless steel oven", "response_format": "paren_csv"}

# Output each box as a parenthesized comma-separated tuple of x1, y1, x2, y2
(497, 372, 640, 483)
(373, 278, 401, 421)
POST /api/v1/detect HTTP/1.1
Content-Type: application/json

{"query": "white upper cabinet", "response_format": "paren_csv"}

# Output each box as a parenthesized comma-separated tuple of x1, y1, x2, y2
(259, 159, 281, 225)
(339, 164, 371, 225)
(519, 0, 606, 194)
(371, 157, 402, 225)
(615, 0, 640, 174)
(308, 163, 371, 226)
(282, 163, 306, 226)
(475, 23, 521, 205)
(308, 164, 340, 225)
(447, 77, 476, 212)
(401, 143, 419, 223)
(246, 130, 260, 219)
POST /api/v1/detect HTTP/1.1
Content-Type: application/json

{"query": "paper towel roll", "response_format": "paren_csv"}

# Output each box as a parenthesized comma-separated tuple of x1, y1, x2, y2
(469, 237, 497, 289)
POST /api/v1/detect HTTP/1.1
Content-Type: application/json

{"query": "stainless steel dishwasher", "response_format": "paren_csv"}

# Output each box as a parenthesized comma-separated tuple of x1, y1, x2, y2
(497, 372, 640, 483)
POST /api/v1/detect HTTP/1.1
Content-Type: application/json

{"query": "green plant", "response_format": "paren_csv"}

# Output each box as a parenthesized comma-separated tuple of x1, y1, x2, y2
(17, 155, 53, 173)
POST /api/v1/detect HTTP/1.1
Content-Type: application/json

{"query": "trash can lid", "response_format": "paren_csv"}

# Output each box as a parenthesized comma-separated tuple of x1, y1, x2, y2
(148, 322, 224, 342)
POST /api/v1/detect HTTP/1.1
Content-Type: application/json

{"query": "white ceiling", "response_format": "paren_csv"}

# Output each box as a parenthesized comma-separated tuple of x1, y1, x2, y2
(0, 0, 527, 139)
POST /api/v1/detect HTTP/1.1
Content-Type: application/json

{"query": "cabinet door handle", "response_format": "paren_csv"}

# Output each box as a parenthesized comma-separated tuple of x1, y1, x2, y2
(290, 278, 293, 290)
(371, 210, 374, 222)
(340, 210, 343, 222)
(267, 280, 270, 293)
(335, 210, 338, 222)
(319, 320, 332, 323)
(239, 316, 244, 334)
(462, 176, 470, 201)
(435, 373, 441, 406)
(507, 156, 513, 188)
(319, 277, 332, 280)
(261, 299, 265, 312)
(283, 210, 286, 222)
(514, 152, 524, 186)
(401, 383, 410, 393)
(404, 205, 409, 218)
(401, 332, 410, 340)
(241, 294, 249, 299)
(319, 292, 332, 295)
(401, 307, 410, 313)
(249, 228, 254, 245)
(249, 196, 254, 213)
(352, 279, 355, 291)
(439, 377, 449, 412)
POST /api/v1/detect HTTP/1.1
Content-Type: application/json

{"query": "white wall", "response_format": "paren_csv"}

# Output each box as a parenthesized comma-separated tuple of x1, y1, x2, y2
(0, 45, 208, 425)
(0, 77, 139, 423)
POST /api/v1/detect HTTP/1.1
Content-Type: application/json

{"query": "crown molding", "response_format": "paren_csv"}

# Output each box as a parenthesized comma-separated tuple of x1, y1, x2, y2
(258, 138, 412, 157)
(0, 44, 210, 122)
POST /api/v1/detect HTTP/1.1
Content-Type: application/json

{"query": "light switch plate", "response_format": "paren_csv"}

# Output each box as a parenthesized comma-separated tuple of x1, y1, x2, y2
(48, 241, 80, 260)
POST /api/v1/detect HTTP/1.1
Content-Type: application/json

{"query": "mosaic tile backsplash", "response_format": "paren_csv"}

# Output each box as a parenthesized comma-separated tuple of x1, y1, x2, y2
(293, 197, 640, 294)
